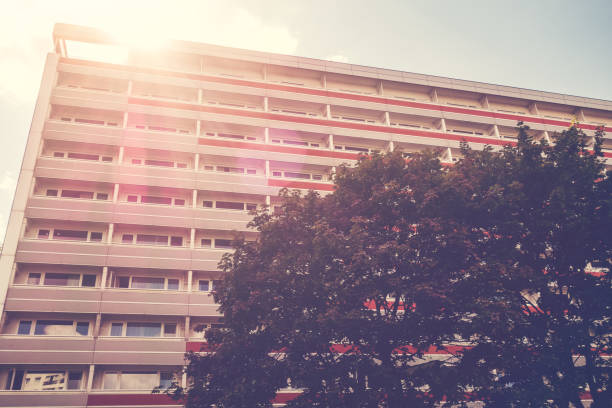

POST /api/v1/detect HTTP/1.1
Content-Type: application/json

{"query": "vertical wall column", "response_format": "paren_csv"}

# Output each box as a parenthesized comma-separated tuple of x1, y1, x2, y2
(112, 184, 119, 203)
(264, 127, 270, 143)
(0, 53, 59, 317)
(127, 80, 133, 96)
(387, 140, 395, 152)
(198, 89, 203, 104)
(187, 270, 193, 292)
(493, 125, 501, 139)
(190, 229, 195, 249)
(480, 95, 490, 110)
(87, 364, 95, 391)
(430, 88, 439, 103)
(196, 120, 201, 137)
(265, 160, 270, 178)
(184, 316, 191, 340)
(325, 105, 331, 119)
(122, 112, 128, 129)
(101, 266, 108, 289)
(263, 97, 269, 112)
(321, 73, 327, 89)
(377, 80, 384, 96)
(94, 314, 102, 337)
(194, 153, 200, 172)
(529, 102, 539, 116)
(437, 118, 447, 132)
(384, 111, 391, 126)
(266, 195, 271, 211)
(192, 190, 198, 209)
(107, 223, 114, 244)
(328, 134, 334, 150)
(118, 146, 124, 164)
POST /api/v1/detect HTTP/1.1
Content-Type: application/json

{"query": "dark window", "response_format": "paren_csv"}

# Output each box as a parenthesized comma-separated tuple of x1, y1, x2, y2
(272, 171, 282, 177)
(170, 236, 183, 247)
(61, 190, 95, 199)
(284, 139, 308, 146)
(27, 273, 41, 285)
(76, 322, 89, 336)
(34, 320, 73, 335)
(159, 372, 173, 389)
(96, 193, 109, 200)
(218, 133, 243, 140)
(46, 189, 58, 197)
(132, 276, 164, 290)
(101, 156, 113, 162)
(82, 274, 96, 287)
(246, 203, 257, 211)
(141, 196, 172, 205)
(136, 234, 168, 245)
(216, 201, 244, 210)
(44, 273, 80, 286)
(198, 280, 210, 291)
(121, 234, 133, 243)
(174, 199, 185, 206)
(202, 201, 213, 208)
(74, 118, 105, 126)
(67, 152, 100, 161)
(67, 372, 82, 389)
(110, 323, 123, 336)
(127, 195, 138, 203)
(176, 163, 187, 168)
(38, 229, 50, 239)
(215, 239, 233, 249)
(53, 229, 88, 241)
(211, 280, 221, 290)
(203, 165, 214, 171)
(90, 232, 103, 242)
(163, 323, 177, 337)
(17, 321, 32, 335)
(312, 175, 323, 181)
(201, 239, 212, 247)
(117, 276, 130, 288)
(53, 152, 65, 158)
(167, 279, 179, 290)
(145, 159, 173, 167)
(11, 370, 24, 390)
(126, 322, 161, 337)
(284, 172, 310, 180)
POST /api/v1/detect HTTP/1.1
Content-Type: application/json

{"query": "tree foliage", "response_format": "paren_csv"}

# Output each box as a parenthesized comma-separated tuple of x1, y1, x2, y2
(174, 125, 611, 407)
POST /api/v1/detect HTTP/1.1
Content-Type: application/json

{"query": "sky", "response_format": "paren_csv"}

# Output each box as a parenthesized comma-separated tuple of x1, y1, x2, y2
(0, 0, 611, 242)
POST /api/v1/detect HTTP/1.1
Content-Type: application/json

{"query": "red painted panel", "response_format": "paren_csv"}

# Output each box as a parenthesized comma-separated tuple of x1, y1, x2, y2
(185, 341, 218, 353)
(267, 178, 335, 191)
(197, 137, 360, 160)
(61, 57, 612, 133)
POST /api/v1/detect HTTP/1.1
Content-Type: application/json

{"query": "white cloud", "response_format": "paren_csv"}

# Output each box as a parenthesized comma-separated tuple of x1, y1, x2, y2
(325, 54, 350, 63)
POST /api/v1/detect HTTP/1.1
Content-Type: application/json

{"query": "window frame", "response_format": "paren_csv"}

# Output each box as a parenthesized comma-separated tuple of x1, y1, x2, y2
(16, 318, 91, 337)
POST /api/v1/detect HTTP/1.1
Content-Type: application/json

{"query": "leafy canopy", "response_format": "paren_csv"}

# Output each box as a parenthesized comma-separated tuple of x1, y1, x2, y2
(174, 124, 611, 408)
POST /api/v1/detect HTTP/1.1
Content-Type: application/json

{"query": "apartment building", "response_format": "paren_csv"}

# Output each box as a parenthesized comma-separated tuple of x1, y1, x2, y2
(0, 23, 610, 407)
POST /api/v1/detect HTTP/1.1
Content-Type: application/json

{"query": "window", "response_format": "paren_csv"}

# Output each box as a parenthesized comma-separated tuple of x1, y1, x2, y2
(101, 156, 113, 162)
(46, 189, 58, 197)
(167, 279, 179, 290)
(211, 280, 221, 291)
(122, 234, 134, 244)
(131, 277, 164, 290)
(21, 371, 78, 391)
(198, 280, 210, 291)
(159, 372, 173, 389)
(141, 196, 172, 205)
(90, 232, 103, 242)
(174, 198, 185, 206)
(53, 152, 65, 158)
(136, 234, 168, 245)
(284, 171, 310, 180)
(246, 203, 257, 211)
(76, 322, 89, 336)
(127, 195, 138, 203)
(96, 192, 109, 200)
(126, 322, 161, 337)
(163, 323, 177, 337)
(53, 229, 88, 241)
(110, 323, 123, 336)
(27, 273, 41, 285)
(272, 171, 282, 177)
(103, 372, 118, 390)
(44, 273, 80, 286)
(102, 371, 173, 390)
(216, 201, 244, 210)
(131, 159, 142, 165)
(201, 239, 212, 248)
(215, 239, 233, 249)
(145, 159, 173, 167)
(67, 372, 82, 389)
(67, 152, 100, 161)
(17, 321, 32, 335)
(246, 169, 257, 175)
(202, 201, 213, 208)
(170, 236, 183, 247)
(61, 190, 94, 199)
(38, 229, 50, 239)
(117, 276, 130, 288)
(34, 320, 75, 336)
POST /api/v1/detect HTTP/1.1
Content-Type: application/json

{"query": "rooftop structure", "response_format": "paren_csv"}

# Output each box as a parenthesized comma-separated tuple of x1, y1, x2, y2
(0, 23, 609, 407)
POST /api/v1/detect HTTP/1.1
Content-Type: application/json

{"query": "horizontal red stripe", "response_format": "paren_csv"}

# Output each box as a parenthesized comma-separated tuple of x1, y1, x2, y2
(87, 393, 179, 405)
(267, 178, 335, 191)
(61, 57, 612, 133)
(129, 96, 514, 148)
(197, 137, 360, 160)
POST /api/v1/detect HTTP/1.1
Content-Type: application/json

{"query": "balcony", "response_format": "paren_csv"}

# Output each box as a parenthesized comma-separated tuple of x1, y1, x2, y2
(0, 335, 95, 365)
(0, 391, 87, 407)
(93, 337, 185, 365)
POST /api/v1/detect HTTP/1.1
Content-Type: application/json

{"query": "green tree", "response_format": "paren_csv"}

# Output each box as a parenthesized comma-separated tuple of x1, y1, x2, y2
(173, 124, 611, 407)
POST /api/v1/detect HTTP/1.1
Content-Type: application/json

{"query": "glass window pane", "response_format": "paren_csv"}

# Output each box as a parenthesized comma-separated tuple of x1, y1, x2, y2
(76, 322, 89, 336)
(46, 189, 58, 197)
(38, 229, 50, 239)
(136, 234, 168, 245)
(110, 323, 123, 336)
(198, 280, 210, 291)
(120, 372, 158, 390)
(82, 274, 96, 287)
(212, 280, 221, 291)
(23, 371, 67, 391)
(215, 239, 233, 249)
(117, 276, 130, 288)
(141, 196, 172, 205)
(44, 273, 80, 286)
(17, 321, 32, 335)
(53, 229, 89, 241)
(103, 372, 118, 390)
(159, 372, 173, 389)
(11, 370, 25, 390)
(27, 273, 41, 285)
(126, 322, 161, 337)
(216, 201, 244, 210)
(67, 372, 82, 389)
(167, 279, 179, 290)
(164, 323, 177, 337)
(34, 320, 74, 336)
(122, 234, 134, 243)
(131, 277, 164, 290)
(200, 239, 211, 248)
(170, 236, 183, 246)
(90, 232, 103, 242)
